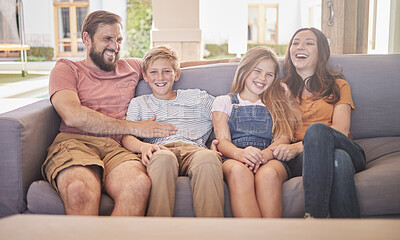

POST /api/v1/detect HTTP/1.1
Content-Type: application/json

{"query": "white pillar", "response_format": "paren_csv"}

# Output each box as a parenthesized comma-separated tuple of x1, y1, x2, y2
(151, 0, 202, 61)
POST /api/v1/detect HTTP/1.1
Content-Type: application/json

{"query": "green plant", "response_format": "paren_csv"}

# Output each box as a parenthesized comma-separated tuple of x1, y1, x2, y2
(125, 0, 152, 58)
(27, 47, 54, 61)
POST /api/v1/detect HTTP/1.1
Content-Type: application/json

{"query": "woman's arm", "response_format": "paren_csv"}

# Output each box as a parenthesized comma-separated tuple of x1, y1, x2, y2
(270, 141, 304, 161)
(212, 111, 263, 167)
(261, 135, 290, 162)
(330, 103, 352, 136)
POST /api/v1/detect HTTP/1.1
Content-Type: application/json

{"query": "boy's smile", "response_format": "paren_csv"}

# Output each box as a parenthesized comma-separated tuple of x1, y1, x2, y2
(144, 58, 181, 100)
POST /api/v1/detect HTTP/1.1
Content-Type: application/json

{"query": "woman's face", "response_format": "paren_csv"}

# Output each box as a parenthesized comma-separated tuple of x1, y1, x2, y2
(289, 30, 319, 79)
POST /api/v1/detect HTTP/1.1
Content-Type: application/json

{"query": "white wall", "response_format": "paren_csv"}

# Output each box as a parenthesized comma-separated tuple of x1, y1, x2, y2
(23, 0, 54, 48)
(369, 0, 391, 53)
(200, 0, 307, 51)
(21, 0, 127, 51)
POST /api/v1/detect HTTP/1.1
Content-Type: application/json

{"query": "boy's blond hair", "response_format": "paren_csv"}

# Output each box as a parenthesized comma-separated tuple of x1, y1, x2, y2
(142, 46, 180, 75)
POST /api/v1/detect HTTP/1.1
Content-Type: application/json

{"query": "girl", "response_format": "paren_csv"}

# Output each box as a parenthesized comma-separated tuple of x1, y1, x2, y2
(212, 46, 301, 218)
(272, 27, 366, 218)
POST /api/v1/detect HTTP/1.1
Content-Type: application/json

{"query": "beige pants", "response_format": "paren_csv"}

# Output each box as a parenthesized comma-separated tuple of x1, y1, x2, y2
(146, 142, 224, 217)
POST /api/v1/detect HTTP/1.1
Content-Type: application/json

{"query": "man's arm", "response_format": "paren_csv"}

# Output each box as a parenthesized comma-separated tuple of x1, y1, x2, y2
(180, 58, 240, 68)
(51, 89, 177, 138)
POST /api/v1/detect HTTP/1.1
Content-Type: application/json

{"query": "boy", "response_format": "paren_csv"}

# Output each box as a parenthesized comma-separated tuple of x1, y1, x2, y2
(122, 46, 224, 217)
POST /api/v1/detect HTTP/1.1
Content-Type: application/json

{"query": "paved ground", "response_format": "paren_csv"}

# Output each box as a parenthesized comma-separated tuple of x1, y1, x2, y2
(0, 75, 49, 114)
(0, 61, 52, 114)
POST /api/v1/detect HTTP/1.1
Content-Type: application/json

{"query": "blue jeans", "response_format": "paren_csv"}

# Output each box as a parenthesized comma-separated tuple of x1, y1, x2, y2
(287, 123, 366, 218)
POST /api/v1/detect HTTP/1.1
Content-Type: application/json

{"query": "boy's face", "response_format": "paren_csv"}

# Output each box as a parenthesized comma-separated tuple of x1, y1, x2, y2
(144, 58, 180, 100)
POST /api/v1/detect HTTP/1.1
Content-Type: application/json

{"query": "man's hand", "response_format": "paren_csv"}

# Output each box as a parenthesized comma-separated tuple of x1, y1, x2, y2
(271, 143, 302, 161)
(140, 143, 170, 166)
(133, 115, 178, 138)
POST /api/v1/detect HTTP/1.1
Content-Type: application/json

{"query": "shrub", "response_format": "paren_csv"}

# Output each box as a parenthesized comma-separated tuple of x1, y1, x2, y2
(125, 0, 152, 58)
(27, 47, 54, 61)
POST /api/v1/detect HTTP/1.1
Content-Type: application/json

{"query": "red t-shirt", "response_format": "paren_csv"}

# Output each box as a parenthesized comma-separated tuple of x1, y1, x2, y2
(49, 58, 143, 142)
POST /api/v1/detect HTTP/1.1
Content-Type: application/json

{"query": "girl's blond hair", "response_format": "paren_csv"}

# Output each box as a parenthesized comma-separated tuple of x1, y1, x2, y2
(232, 46, 301, 141)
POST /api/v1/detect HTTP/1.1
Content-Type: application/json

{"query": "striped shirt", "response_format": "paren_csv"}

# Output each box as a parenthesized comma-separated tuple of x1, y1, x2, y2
(126, 89, 215, 147)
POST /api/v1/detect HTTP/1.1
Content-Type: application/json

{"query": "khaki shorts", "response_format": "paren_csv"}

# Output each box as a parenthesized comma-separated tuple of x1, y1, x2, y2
(41, 132, 140, 191)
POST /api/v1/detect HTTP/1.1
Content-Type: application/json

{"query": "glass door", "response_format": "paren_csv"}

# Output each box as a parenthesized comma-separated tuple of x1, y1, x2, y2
(54, 0, 88, 57)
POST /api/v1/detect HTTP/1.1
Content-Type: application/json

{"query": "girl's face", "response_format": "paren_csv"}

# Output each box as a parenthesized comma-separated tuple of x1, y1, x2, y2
(241, 59, 275, 102)
(289, 30, 318, 79)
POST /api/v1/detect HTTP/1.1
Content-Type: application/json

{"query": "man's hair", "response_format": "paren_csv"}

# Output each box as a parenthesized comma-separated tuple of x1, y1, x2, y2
(81, 10, 122, 40)
(142, 46, 180, 75)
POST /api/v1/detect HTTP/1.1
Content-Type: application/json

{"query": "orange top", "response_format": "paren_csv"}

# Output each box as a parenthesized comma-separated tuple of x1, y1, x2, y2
(295, 78, 355, 141)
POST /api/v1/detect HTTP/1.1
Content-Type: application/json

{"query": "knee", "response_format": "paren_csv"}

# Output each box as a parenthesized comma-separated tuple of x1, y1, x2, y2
(124, 172, 151, 195)
(255, 165, 284, 186)
(192, 150, 222, 167)
(334, 149, 355, 175)
(148, 150, 178, 171)
(226, 163, 251, 186)
(303, 123, 331, 143)
(65, 179, 99, 205)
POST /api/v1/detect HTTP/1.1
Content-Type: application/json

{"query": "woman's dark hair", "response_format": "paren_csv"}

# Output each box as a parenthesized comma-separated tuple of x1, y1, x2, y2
(283, 27, 342, 104)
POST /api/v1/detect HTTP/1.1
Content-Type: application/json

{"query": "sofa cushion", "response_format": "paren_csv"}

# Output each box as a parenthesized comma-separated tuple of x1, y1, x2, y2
(354, 137, 400, 217)
(328, 54, 400, 139)
(27, 177, 234, 217)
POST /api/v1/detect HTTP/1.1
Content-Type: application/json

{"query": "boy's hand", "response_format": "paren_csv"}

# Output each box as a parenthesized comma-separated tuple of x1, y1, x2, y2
(140, 143, 170, 166)
(134, 115, 178, 138)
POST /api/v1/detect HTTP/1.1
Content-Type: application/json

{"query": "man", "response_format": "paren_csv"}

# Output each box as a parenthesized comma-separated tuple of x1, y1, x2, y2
(42, 10, 230, 216)
(41, 10, 179, 216)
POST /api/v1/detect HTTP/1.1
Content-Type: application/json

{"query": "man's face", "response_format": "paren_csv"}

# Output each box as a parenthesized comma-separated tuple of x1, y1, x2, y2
(87, 23, 123, 71)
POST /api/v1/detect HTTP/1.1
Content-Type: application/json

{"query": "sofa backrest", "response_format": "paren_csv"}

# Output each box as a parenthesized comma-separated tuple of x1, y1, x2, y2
(135, 54, 400, 140)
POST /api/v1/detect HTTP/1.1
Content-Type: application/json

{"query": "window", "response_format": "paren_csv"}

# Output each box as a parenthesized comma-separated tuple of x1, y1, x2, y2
(53, 0, 88, 57)
(248, 4, 278, 44)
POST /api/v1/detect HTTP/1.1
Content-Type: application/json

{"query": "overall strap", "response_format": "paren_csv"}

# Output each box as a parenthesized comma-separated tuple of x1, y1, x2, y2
(229, 93, 239, 104)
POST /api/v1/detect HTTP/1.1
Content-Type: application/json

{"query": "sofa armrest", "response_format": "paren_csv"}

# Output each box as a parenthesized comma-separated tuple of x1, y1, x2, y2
(0, 99, 60, 217)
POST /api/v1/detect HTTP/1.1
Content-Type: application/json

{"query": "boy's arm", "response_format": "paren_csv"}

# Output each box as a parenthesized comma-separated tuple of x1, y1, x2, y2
(122, 135, 169, 166)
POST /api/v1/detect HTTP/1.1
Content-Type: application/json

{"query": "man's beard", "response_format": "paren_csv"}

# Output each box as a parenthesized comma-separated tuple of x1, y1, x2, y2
(89, 46, 119, 72)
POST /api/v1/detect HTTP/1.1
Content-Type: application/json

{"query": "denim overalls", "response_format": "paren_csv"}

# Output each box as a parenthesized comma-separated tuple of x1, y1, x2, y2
(228, 93, 273, 150)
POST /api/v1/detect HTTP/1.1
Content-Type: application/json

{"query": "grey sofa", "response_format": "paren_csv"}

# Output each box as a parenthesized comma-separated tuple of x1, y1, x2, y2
(1, 54, 400, 218)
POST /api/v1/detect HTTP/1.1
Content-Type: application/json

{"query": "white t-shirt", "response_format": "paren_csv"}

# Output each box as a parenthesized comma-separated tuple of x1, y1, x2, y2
(126, 89, 215, 147)
(212, 93, 265, 117)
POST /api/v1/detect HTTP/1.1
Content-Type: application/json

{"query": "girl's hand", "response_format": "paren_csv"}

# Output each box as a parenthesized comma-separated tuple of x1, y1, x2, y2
(210, 139, 223, 157)
(140, 144, 170, 166)
(239, 146, 264, 168)
(271, 143, 302, 161)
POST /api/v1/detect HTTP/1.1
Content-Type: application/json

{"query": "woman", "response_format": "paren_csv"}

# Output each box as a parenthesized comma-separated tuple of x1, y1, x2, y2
(271, 27, 366, 218)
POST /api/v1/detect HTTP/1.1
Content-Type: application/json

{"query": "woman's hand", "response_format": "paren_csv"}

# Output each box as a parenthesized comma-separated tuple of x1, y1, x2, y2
(270, 142, 303, 161)
(140, 144, 170, 166)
